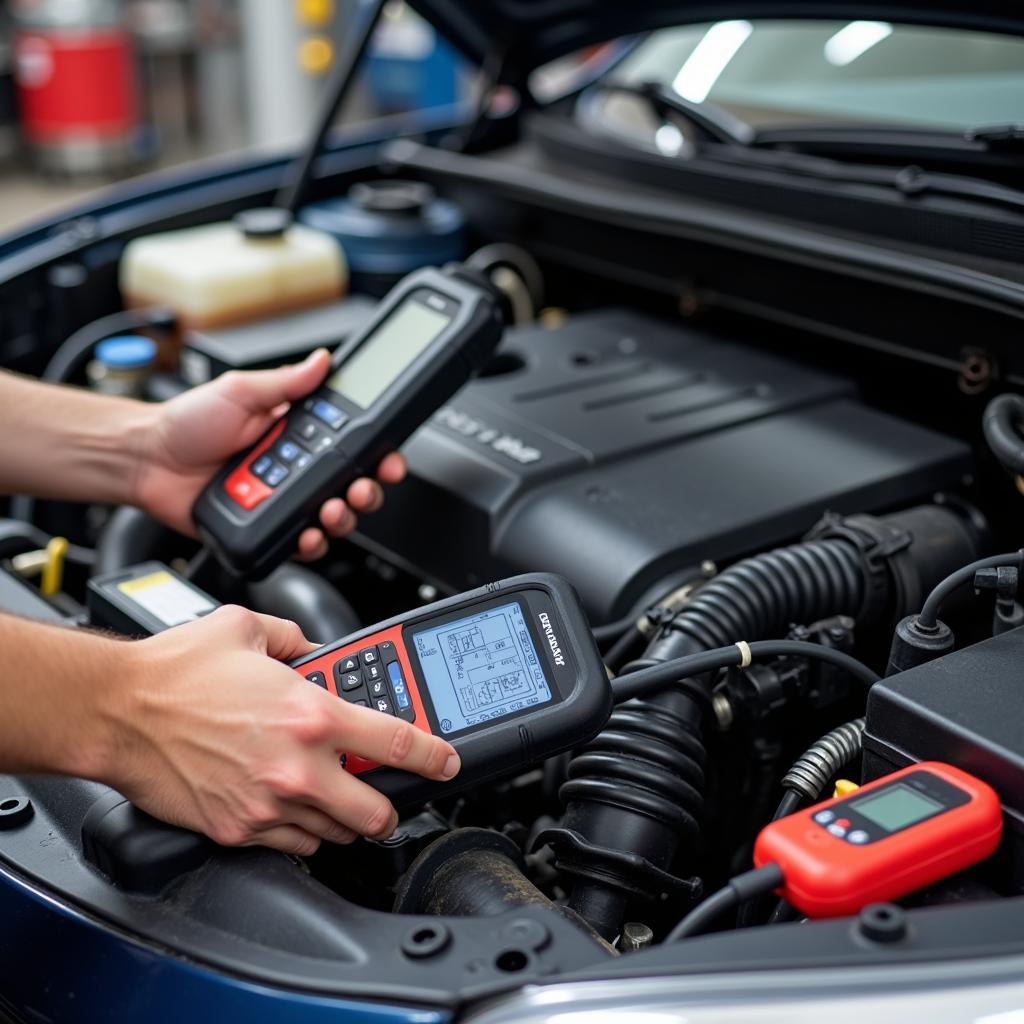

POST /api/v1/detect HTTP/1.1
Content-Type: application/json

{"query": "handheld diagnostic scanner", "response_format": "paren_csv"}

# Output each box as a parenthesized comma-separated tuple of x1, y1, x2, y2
(754, 761, 1003, 917)
(192, 264, 505, 579)
(290, 573, 612, 806)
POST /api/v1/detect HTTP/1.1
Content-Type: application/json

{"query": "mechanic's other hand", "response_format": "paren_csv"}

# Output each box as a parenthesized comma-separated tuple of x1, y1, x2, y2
(107, 607, 460, 855)
(134, 349, 407, 558)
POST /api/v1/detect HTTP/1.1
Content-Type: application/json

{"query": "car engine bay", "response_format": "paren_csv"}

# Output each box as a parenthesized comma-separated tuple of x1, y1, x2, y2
(2, 90, 1024, 1012)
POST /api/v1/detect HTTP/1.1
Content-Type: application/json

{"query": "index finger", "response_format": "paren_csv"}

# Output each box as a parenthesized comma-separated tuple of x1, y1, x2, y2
(331, 702, 460, 781)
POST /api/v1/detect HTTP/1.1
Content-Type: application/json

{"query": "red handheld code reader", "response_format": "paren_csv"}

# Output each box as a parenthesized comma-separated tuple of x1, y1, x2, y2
(290, 573, 612, 806)
(754, 761, 1003, 917)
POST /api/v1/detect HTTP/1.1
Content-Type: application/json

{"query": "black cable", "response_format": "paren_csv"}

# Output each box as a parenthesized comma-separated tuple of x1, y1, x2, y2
(665, 863, 784, 942)
(275, 0, 386, 213)
(603, 624, 642, 670)
(983, 393, 1024, 476)
(465, 243, 545, 320)
(768, 899, 800, 925)
(771, 789, 803, 822)
(918, 550, 1024, 628)
(182, 546, 216, 587)
(41, 306, 176, 384)
(610, 639, 879, 705)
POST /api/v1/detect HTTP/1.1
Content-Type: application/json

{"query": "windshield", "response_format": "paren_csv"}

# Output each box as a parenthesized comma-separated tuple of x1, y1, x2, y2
(598, 20, 1024, 133)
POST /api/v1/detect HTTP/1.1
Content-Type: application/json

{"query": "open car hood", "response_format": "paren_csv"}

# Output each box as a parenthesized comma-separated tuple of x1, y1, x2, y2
(407, 0, 1024, 80)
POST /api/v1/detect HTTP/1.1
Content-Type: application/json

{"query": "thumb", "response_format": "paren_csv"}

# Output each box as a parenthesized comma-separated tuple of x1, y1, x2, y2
(222, 348, 331, 414)
(201, 606, 316, 660)
(251, 612, 319, 662)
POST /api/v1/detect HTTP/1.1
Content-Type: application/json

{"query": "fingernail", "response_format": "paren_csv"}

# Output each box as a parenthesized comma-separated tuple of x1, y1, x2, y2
(442, 752, 461, 780)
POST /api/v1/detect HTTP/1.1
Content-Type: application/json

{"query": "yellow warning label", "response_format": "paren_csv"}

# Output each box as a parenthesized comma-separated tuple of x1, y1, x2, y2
(117, 570, 173, 595)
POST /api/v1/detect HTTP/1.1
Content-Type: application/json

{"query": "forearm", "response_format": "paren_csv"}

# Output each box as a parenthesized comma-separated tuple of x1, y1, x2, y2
(0, 613, 127, 778)
(0, 372, 156, 506)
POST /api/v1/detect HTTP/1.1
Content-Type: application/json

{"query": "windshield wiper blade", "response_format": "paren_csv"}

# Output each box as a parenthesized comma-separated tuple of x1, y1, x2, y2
(584, 83, 1024, 211)
(752, 123, 1024, 167)
(704, 143, 1024, 213)
(966, 123, 1024, 153)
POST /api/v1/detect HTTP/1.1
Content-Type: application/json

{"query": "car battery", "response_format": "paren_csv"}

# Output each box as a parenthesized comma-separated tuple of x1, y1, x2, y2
(864, 627, 1024, 890)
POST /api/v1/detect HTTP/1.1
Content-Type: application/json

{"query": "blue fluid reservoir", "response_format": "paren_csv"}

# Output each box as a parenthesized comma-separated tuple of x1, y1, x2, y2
(299, 181, 466, 296)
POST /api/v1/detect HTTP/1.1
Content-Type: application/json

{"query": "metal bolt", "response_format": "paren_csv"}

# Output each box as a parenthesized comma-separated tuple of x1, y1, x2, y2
(619, 922, 655, 951)
(712, 692, 734, 731)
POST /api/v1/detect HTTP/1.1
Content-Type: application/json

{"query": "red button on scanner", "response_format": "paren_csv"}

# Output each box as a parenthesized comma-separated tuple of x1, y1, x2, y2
(225, 472, 272, 510)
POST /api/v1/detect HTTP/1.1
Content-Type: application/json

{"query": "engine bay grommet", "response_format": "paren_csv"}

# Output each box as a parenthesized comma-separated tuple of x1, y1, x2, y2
(0, 797, 32, 830)
(400, 922, 452, 959)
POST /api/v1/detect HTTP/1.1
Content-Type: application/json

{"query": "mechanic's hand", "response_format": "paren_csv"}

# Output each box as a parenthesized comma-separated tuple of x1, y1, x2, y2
(110, 606, 460, 854)
(134, 349, 406, 559)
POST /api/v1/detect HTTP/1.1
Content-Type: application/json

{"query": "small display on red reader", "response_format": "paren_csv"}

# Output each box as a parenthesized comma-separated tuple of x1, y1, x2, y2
(290, 573, 611, 806)
(754, 761, 1003, 917)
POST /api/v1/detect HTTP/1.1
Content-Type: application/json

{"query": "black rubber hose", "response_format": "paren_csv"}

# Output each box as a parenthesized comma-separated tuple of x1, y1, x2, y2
(918, 550, 1024, 628)
(647, 538, 863, 657)
(393, 828, 611, 952)
(772, 790, 802, 822)
(591, 613, 640, 647)
(96, 509, 362, 644)
(42, 306, 175, 384)
(95, 507, 182, 578)
(246, 564, 360, 644)
(983, 393, 1024, 476)
(610, 639, 878, 703)
(550, 538, 866, 939)
(665, 864, 784, 941)
(554, 506, 981, 939)
(603, 624, 643, 670)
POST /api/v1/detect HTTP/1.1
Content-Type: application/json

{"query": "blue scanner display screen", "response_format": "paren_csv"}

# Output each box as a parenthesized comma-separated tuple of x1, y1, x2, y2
(409, 602, 552, 734)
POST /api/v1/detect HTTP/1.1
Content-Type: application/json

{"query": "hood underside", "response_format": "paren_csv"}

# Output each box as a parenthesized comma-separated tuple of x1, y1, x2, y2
(408, 0, 1024, 79)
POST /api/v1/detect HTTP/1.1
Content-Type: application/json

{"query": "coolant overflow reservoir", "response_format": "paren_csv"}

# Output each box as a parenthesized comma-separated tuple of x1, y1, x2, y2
(119, 208, 347, 330)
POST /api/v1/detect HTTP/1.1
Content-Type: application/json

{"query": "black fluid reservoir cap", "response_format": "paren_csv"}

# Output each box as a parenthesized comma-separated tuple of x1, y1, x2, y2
(234, 207, 294, 239)
(349, 180, 435, 217)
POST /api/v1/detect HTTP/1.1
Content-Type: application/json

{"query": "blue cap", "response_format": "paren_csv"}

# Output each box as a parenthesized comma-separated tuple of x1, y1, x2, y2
(96, 335, 157, 370)
(299, 184, 466, 277)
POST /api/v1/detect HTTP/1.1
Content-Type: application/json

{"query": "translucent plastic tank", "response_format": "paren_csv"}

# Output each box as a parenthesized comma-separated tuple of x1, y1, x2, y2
(119, 209, 347, 330)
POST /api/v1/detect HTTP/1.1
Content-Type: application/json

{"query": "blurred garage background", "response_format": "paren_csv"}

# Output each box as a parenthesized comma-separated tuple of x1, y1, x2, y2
(0, 0, 473, 229)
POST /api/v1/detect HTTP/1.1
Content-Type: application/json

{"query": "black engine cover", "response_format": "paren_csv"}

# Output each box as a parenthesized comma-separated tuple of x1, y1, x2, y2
(357, 310, 969, 622)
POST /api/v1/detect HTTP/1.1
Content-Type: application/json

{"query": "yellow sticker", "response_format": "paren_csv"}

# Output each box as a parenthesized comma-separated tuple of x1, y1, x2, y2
(117, 570, 173, 595)
(117, 571, 216, 627)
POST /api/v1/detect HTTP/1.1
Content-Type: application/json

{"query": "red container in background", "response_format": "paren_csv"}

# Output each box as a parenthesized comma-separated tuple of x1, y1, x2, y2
(12, 0, 143, 176)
